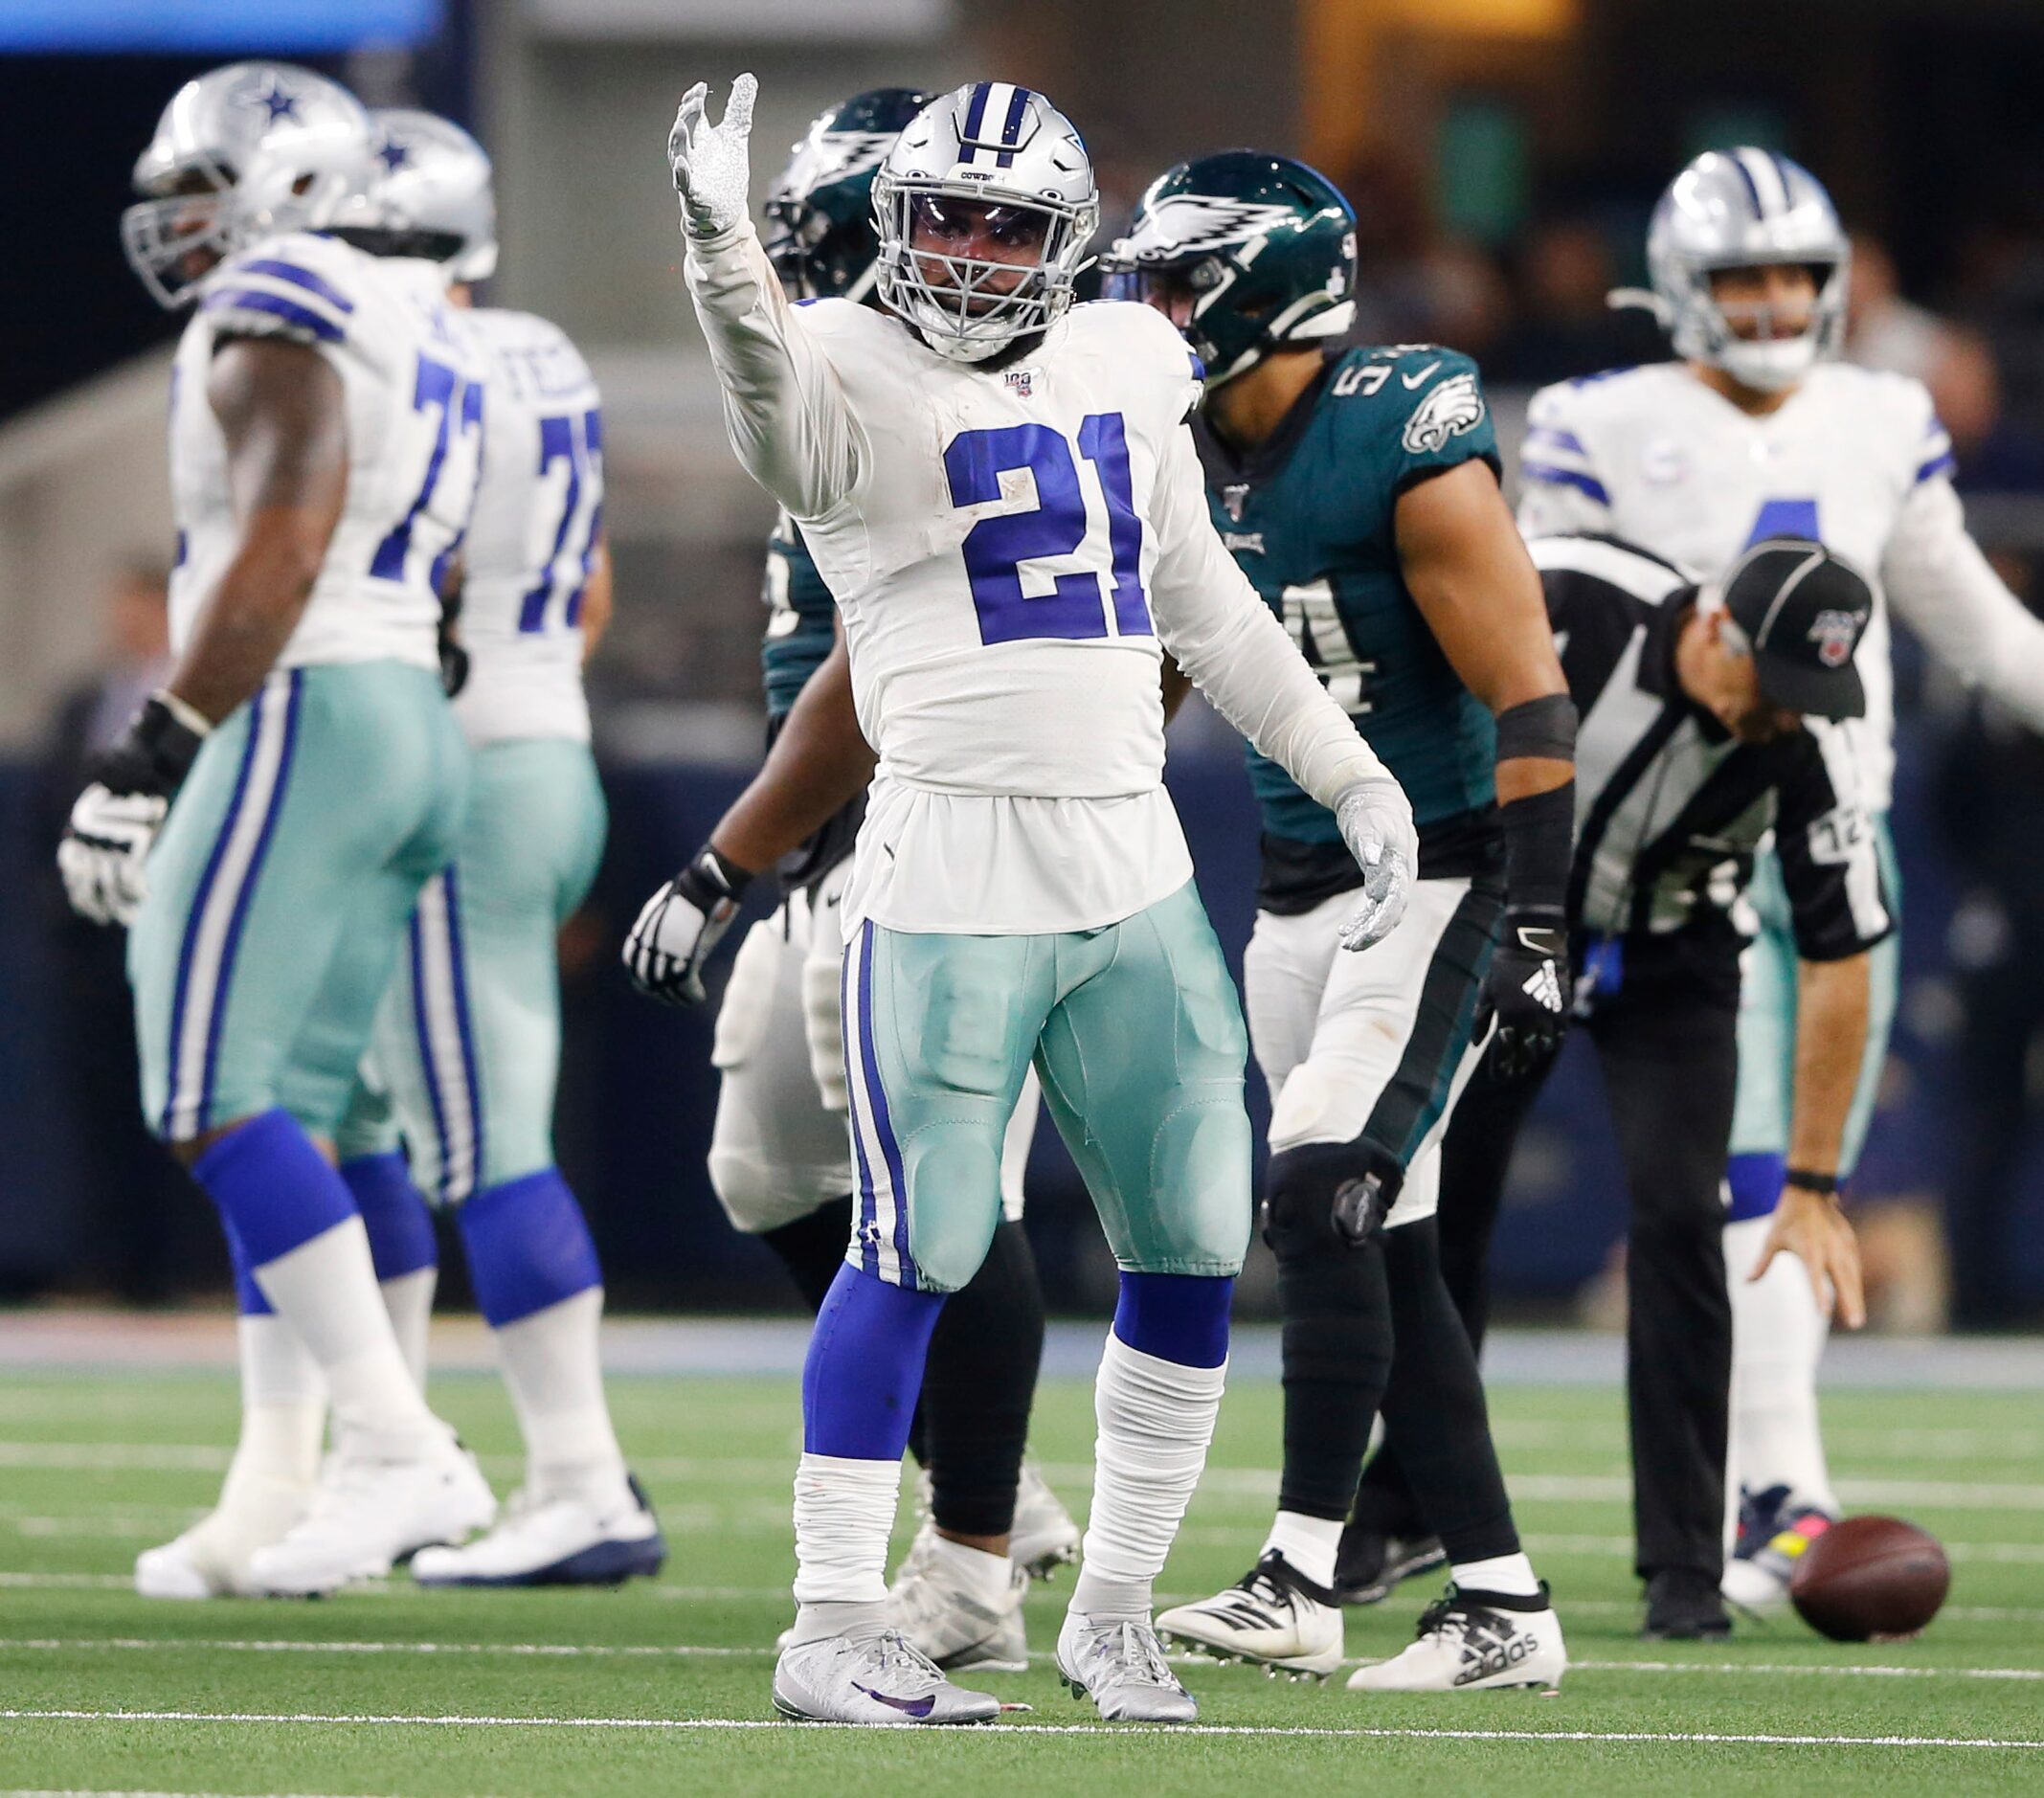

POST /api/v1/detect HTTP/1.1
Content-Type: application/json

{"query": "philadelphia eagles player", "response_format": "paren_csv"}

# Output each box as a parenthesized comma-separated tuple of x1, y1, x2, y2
(636, 76, 1417, 1726)
(1509, 148, 2044, 1615)
(1104, 153, 1573, 1693)
(64, 63, 494, 1598)
(704, 86, 1079, 1667)
(305, 108, 665, 1588)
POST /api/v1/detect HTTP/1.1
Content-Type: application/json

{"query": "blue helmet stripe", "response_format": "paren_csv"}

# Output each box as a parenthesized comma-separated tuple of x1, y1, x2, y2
(1766, 150, 1797, 208)
(1727, 151, 1766, 217)
(996, 84, 1031, 167)
(961, 81, 991, 144)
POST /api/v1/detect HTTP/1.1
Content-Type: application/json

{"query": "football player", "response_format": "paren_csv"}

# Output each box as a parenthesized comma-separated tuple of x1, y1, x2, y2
(639, 76, 1417, 1725)
(708, 87, 1077, 1666)
(1439, 147, 2044, 1626)
(1103, 154, 1571, 1692)
(308, 109, 665, 1588)
(67, 64, 494, 1598)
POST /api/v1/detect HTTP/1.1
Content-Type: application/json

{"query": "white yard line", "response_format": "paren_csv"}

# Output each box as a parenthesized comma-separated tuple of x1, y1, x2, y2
(2, 1708, 2039, 1749)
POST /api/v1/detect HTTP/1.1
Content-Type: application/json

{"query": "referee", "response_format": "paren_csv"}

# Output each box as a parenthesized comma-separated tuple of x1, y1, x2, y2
(1346, 534, 1890, 1640)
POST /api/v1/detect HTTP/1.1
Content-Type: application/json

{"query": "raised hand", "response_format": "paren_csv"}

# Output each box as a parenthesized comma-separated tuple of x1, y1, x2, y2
(667, 73, 757, 239)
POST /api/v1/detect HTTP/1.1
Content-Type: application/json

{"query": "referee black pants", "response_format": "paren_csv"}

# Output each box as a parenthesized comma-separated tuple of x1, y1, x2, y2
(1357, 966, 1739, 1583)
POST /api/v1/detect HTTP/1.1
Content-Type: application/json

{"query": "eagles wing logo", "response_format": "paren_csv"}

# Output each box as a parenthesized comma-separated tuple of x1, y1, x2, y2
(1401, 371, 1486, 455)
(1808, 608, 1864, 668)
(1120, 193, 1304, 260)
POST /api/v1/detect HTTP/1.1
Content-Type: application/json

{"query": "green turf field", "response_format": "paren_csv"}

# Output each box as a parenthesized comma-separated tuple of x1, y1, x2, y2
(0, 1358, 2039, 1796)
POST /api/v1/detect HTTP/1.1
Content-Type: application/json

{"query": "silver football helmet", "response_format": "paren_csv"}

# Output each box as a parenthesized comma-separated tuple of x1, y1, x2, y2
(871, 82, 1099, 363)
(122, 61, 374, 308)
(356, 108, 499, 283)
(1628, 147, 1849, 393)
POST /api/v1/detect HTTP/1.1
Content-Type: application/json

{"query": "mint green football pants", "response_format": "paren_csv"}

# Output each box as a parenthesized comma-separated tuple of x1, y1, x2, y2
(333, 737, 607, 1203)
(1729, 818, 1902, 1174)
(842, 879, 1254, 1293)
(130, 663, 468, 1144)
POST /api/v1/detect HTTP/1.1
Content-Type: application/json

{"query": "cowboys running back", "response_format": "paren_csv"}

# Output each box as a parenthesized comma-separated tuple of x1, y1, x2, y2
(1105, 152, 1572, 1694)
(647, 75, 1416, 1727)
(1516, 147, 2044, 1614)
(66, 62, 493, 1599)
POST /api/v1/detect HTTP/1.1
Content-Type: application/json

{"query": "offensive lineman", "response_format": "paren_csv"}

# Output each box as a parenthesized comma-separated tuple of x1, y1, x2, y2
(319, 109, 665, 1587)
(1104, 154, 1572, 1691)
(637, 76, 1417, 1725)
(64, 64, 494, 1598)
(702, 87, 1078, 1664)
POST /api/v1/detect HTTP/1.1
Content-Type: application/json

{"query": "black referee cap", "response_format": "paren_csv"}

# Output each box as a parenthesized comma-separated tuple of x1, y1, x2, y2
(1718, 539, 1873, 720)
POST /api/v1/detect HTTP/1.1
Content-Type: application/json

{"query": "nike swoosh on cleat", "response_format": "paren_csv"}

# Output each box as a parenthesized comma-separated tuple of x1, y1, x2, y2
(852, 1682, 936, 1719)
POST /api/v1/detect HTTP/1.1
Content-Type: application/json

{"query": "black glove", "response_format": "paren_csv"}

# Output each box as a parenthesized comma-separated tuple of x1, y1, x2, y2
(1483, 908, 1570, 1079)
(623, 844, 753, 1005)
(57, 694, 209, 927)
(91, 694, 208, 800)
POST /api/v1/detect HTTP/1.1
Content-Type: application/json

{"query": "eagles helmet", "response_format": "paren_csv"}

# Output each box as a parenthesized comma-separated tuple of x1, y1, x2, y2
(1104, 151, 1357, 386)
(347, 109, 499, 283)
(1629, 147, 1850, 393)
(765, 87, 934, 303)
(123, 61, 373, 308)
(872, 82, 1099, 363)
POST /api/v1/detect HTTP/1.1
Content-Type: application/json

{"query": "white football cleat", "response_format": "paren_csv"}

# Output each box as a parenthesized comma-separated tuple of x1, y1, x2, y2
(772, 1628, 1000, 1725)
(1011, 1460, 1082, 1579)
(887, 1542, 1028, 1672)
(134, 1473, 311, 1599)
(1056, 1611, 1198, 1722)
(1346, 1584, 1565, 1693)
(247, 1434, 496, 1597)
(1157, 1550, 1345, 1677)
(413, 1474, 665, 1588)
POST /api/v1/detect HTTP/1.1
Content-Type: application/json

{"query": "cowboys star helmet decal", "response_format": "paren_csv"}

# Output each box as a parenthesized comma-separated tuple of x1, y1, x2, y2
(1402, 371, 1487, 455)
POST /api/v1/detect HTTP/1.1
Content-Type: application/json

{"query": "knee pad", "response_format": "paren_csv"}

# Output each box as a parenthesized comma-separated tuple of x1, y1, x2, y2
(891, 1132, 1004, 1295)
(710, 919, 785, 1073)
(1263, 1135, 1408, 1260)
(801, 941, 848, 1114)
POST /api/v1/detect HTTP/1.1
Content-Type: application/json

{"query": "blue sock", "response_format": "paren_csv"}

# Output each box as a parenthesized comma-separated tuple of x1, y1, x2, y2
(191, 1109, 358, 1274)
(457, 1168, 602, 1328)
(1726, 1152, 1786, 1225)
(343, 1153, 438, 1283)
(803, 1263, 947, 1460)
(1112, 1270, 1234, 1368)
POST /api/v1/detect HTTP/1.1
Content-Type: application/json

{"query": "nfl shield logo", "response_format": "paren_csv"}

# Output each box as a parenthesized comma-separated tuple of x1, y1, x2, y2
(1808, 608, 1863, 668)
(1222, 483, 1251, 522)
(1005, 368, 1036, 398)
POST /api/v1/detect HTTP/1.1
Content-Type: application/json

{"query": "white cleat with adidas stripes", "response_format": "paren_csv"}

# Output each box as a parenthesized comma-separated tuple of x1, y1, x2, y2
(1157, 1550, 1345, 1678)
(247, 1432, 496, 1596)
(1346, 1584, 1565, 1693)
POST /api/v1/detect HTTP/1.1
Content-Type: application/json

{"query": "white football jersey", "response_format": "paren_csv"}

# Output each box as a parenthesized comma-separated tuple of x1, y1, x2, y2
(1516, 359, 2044, 810)
(684, 224, 1387, 936)
(450, 306, 603, 746)
(169, 233, 486, 674)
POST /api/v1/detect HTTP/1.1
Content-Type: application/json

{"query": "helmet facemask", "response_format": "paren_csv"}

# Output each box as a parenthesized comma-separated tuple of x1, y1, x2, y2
(122, 163, 237, 308)
(1682, 254, 1848, 393)
(874, 177, 1097, 362)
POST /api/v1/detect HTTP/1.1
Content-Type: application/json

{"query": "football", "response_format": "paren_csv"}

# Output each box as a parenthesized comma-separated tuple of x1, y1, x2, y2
(1789, 1516, 1951, 1641)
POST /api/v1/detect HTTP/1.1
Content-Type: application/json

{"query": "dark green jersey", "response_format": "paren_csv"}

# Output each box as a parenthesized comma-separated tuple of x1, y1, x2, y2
(1195, 344, 1501, 905)
(760, 509, 839, 720)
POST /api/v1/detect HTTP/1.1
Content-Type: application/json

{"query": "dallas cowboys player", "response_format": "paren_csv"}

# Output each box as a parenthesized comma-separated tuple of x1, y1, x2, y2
(1516, 148, 2044, 1620)
(1103, 153, 1570, 1692)
(646, 76, 1416, 1725)
(63, 63, 493, 1598)
(701, 88, 1077, 1662)
(302, 109, 663, 1588)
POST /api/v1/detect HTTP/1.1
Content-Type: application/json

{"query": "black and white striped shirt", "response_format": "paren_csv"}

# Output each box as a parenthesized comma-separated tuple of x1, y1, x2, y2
(1533, 535, 1893, 969)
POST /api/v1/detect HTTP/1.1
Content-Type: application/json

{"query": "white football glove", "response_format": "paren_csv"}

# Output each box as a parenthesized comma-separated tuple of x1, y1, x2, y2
(667, 73, 756, 239)
(1333, 776, 1417, 953)
(623, 846, 752, 1006)
(58, 784, 167, 927)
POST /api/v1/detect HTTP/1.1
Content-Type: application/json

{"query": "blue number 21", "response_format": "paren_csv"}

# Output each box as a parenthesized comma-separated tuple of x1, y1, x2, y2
(944, 413, 1150, 644)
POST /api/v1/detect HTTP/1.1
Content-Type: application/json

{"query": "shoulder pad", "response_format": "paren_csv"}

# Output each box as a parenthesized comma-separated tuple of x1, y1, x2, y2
(200, 232, 366, 350)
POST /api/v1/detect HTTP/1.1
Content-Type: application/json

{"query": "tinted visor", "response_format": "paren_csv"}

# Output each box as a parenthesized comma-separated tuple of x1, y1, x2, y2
(907, 193, 1052, 256)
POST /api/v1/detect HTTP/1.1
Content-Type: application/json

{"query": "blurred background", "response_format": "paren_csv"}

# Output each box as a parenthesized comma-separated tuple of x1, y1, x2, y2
(3, 0, 2042, 1333)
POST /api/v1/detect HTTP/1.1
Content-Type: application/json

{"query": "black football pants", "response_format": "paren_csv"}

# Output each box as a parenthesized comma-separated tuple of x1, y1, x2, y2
(1357, 974, 1739, 1582)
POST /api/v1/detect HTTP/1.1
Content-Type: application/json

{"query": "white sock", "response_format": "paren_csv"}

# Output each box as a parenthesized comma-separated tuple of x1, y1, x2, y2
(1451, 1552, 1541, 1599)
(1070, 1332, 1225, 1620)
(492, 1287, 628, 1506)
(1725, 1214, 1837, 1515)
(217, 1314, 326, 1508)
(1262, 1511, 1343, 1592)
(792, 1451, 901, 1639)
(380, 1268, 438, 1395)
(928, 1533, 1013, 1606)
(252, 1217, 441, 1452)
